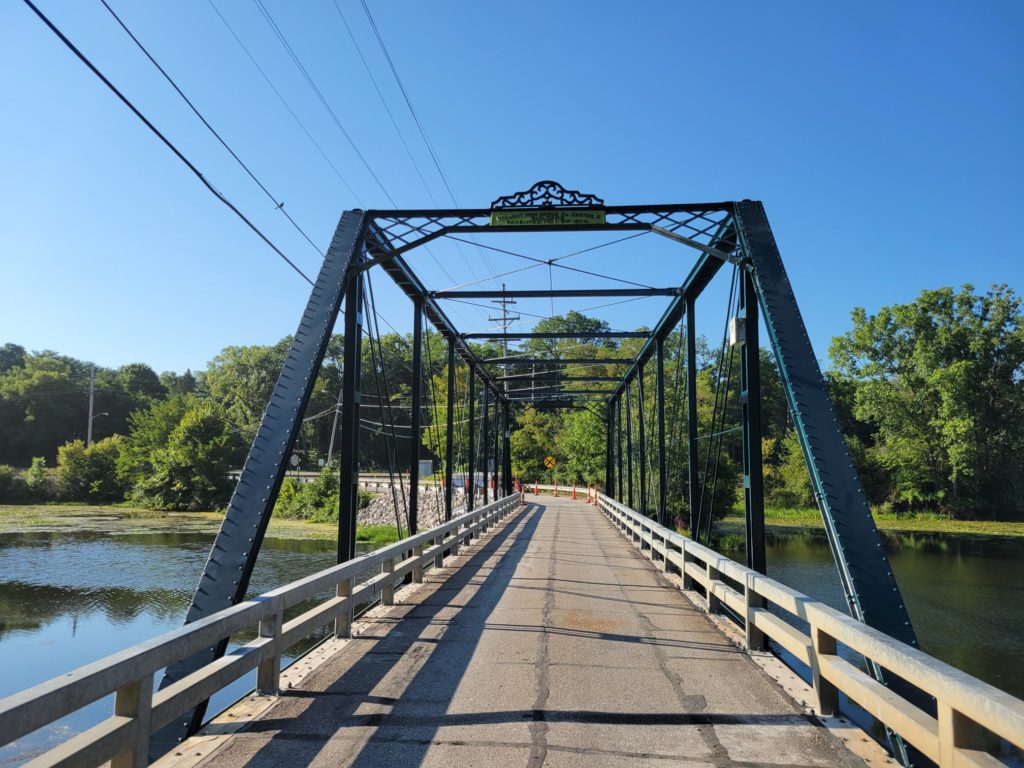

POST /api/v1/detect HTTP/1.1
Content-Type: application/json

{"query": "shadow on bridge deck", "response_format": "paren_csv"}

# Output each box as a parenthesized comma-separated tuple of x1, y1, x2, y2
(169, 497, 866, 768)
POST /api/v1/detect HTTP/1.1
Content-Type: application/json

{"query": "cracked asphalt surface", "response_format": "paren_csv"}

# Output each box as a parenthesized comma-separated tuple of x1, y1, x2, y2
(195, 497, 865, 767)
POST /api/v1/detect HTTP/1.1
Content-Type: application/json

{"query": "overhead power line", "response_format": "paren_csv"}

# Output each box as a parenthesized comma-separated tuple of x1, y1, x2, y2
(20, 0, 315, 285)
(358, 0, 500, 281)
(252, 0, 397, 206)
(98, 0, 323, 257)
(329, 0, 437, 210)
(206, 0, 363, 205)
(327, 0, 489, 297)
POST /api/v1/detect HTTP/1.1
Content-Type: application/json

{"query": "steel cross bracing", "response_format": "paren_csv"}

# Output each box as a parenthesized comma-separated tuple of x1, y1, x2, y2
(159, 181, 920, 766)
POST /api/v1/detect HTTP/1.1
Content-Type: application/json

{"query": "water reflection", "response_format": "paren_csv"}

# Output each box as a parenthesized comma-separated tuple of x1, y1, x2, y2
(0, 523, 352, 765)
(719, 526, 1024, 764)
(751, 527, 1024, 701)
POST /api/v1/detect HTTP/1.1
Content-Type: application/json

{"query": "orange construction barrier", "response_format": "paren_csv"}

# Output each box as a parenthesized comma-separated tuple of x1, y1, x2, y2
(572, 484, 577, 500)
(534, 480, 539, 494)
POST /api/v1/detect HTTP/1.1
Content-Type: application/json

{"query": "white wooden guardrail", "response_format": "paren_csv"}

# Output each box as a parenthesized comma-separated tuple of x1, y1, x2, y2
(0, 492, 521, 768)
(597, 493, 1024, 767)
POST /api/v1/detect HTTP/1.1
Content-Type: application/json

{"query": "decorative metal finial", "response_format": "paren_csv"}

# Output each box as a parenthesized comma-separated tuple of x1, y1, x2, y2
(490, 180, 604, 210)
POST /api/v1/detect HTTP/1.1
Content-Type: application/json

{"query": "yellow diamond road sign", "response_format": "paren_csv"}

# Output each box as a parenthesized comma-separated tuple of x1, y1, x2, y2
(544, 455, 557, 469)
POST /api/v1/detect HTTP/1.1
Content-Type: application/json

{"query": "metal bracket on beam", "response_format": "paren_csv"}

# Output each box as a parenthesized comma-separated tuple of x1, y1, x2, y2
(650, 224, 740, 264)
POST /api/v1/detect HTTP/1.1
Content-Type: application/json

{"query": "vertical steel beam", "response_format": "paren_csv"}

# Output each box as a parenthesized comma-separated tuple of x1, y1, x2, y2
(637, 364, 648, 515)
(493, 403, 500, 498)
(481, 387, 489, 505)
(616, 397, 624, 503)
(625, 381, 634, 509)
(467, 364, 476, 511)
(408, 299, 423, 535)
(739, 272, 765, 573)
(151, 210, 366, 757)
(444, 338, 455, 522)
(656, 338, 667, 527)
(685, 297, 700, 535)
(339, 274, 364, 564)
(502, 403, 512, 496)
(605, 401, 615, 496)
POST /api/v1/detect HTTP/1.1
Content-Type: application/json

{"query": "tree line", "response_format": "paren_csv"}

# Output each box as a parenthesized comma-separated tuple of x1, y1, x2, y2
(0, 283, 1021, 522)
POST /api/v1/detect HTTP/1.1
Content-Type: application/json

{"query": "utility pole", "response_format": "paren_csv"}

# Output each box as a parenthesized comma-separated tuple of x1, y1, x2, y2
(489, 284, 520, 388)
(86, 365, 95, 447)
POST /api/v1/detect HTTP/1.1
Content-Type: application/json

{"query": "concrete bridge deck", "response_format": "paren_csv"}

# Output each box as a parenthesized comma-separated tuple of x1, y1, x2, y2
(184, 497, 864, 767)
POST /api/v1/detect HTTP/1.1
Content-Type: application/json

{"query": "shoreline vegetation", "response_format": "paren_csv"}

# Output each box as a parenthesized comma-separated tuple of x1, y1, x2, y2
(0, 503, 401, 545)
(720, 506, 1024, 539)
(3, 501, 1023, 541)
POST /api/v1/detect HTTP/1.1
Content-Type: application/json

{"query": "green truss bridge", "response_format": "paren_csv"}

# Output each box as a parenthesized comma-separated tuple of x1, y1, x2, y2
(1, 183, 1021, 768)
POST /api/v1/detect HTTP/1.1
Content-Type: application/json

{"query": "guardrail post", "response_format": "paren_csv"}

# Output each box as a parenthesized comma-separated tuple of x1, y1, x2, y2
(382, 558, 396, 606)
(744, 573, 766, 651)
(706, 559, 720, 613)
(257, 601, 283, 695)
(111, 673, 153, 768)
(413, 544, 424, 583)
(938, 703, 984, 765)
(434, 534, 445, 568)
(659, 534, 670, 572)
(681, 541, 693, 589)
(810, 626, 839, 716)
(335, 578, 353, 638)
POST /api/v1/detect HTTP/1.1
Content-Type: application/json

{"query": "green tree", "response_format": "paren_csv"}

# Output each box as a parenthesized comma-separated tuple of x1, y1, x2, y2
(829, 284, 1024, 517)
(510, 406, 560, 481)
(56, 436, 128, 502)
(159, 369, 198, 396)
(557, 408, 605, 484)
(203, 339, 292, 441)
(0, 343, 26, 374)
(117, 394, 200, 488)
(134, 403, 233, 510)
(0, 352, 87, 463)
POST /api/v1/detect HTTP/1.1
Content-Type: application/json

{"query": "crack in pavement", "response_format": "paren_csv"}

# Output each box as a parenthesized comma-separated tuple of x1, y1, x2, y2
(526, 505, 557, 768)
(586, 507, 734, 767)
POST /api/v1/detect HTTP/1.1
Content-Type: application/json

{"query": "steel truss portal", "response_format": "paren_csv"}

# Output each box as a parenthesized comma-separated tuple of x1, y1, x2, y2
(154, 181, 921, 765)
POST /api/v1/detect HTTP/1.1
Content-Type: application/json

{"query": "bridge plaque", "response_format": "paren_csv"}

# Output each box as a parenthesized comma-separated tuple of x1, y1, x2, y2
(490, 180, 605, 226)
(490, 208, 605, 226)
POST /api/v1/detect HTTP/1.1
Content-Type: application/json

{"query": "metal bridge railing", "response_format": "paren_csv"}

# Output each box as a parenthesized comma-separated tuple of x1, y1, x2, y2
(597, 493, 1024, 767)
(0, 493, 522, 768)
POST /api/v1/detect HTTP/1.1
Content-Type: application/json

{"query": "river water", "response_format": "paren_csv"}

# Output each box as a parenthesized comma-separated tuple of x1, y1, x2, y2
(0, 513, 1021, 764)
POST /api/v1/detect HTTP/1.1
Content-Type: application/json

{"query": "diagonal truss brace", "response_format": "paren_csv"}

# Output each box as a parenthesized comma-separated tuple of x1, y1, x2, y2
(735, 201, 921, 764)
(735, 200, 918, 647)
(149, 210, 368, 757)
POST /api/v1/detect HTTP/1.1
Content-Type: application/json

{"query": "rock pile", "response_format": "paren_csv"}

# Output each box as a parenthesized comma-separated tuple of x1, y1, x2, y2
(358, 487, 471, 530)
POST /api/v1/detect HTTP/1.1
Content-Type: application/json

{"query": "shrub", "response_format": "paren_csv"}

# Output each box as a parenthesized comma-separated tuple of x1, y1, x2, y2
(274, 469, 339, 523)
(55, 436, 128, 502)
(0, 464, 29, 503)
(272, 471, 375, 523)
(16, 457, 57, 501)
(133, 404, 233, 510)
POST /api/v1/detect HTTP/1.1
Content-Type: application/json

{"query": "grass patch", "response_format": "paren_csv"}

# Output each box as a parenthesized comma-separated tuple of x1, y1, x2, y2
(0, 504, 400, 544)
(355, 524, 401, 546)
(720, 506, 1024, 538)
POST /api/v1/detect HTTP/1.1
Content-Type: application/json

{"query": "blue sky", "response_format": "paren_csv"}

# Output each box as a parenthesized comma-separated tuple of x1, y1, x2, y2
(2, 1, 1021, 374)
